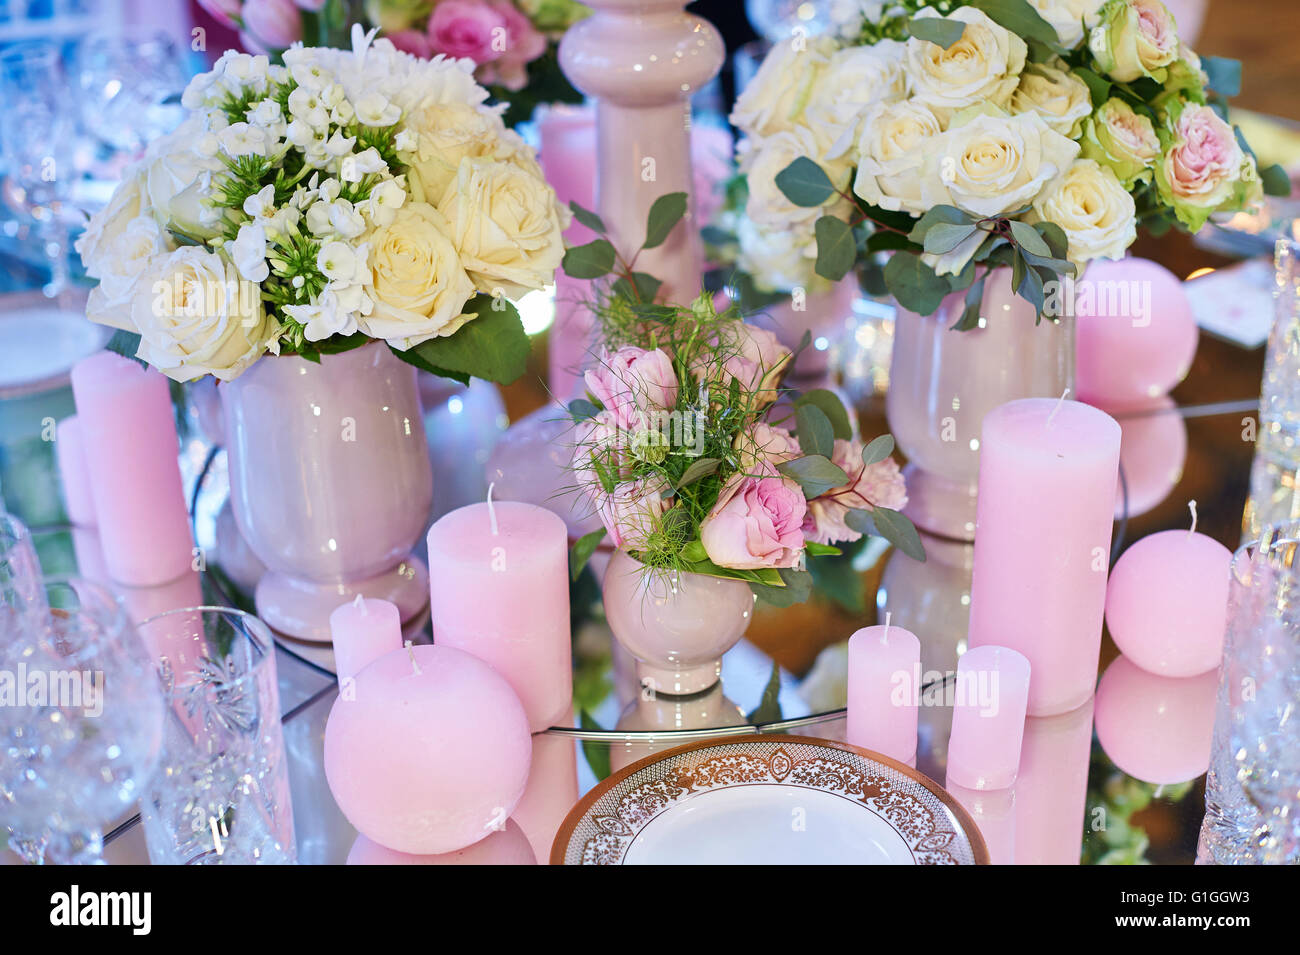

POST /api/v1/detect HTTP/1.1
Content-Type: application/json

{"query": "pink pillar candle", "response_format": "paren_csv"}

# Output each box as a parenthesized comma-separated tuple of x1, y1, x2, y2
(329, 596, 404, 689)
(846, 624, 921, 763)
(426, 500, 572, 732)
(1013, 699, 1094, 865)
(55, 415, 96, 526)
(946, 645, 1031, 790)
(968, 398, 1121, 716)
(69, 352, 193, 587)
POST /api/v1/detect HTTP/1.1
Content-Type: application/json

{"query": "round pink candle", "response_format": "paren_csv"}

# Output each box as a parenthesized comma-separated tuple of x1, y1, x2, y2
(55, 415, 96, 526)
(324, 643, 532, 855)
(426, 499, 572, 732)
(968, 398, 1121, 716)
(846, 623, 921, 763)
(1105, 525, 1231, 677)
(329, 596, 403, 688)
(946, 645, 1030, 790)
(69, 351, 193, 587)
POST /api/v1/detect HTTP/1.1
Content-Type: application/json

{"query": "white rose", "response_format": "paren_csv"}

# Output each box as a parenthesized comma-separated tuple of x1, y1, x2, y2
(852, 100, 945, 215)
(1032, 159, 1137, 264)
(143, 119, 223, 238)
(361, 201, 478, 350)
(804, 41, 908, 159)
(904, 7, 1027, 122)
(130, 247, 276, 382)
(76, 163, 150, 280)
(436, 156, 566, 297)
(920, 109, 1080, 219)
(84, 215, 173, 331)
(398, 102, 518, 205)
(1028, 0, 1106, 49)
(730, 34, 834, 138)
(1010, 61, 1093, 138)
(736, 217, 822, 294)
(740, 127, 852, 229)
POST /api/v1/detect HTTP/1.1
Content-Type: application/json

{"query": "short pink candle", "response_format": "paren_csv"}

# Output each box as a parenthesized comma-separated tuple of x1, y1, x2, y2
(846, 624, 921, 763)
(1014, 698, 1094, 864)
(69, 352, 193, 587)
(426, 500, 572, 732)
(1105, 528, 1231, 677)
(968, 398, 1120, 716)
(55, 415, 96, 526)
(946, 645, 1030, 790)
(329, 596, 403, 688)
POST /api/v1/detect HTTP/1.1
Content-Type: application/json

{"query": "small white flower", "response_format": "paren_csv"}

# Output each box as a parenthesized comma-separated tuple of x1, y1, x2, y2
(317, 240, 360, 282)
(317, 179, 341, 203)
(247, 99, 283, 128)
(288, 87, 330, 128)
(362, 179, 407, 226)
(341, 147, 388, 183)
(354, 92, 401, 127)
(230, 221, 269, 282)
(324, 129, 357, 159)
(284, 289, 357, 341)
(393, 129, 417, 152)
(219, 122, 271, 158)
(327, 199, 366, 239)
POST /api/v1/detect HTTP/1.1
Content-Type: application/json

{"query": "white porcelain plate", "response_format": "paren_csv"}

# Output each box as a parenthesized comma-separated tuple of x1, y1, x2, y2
(552, 735, 988, 865)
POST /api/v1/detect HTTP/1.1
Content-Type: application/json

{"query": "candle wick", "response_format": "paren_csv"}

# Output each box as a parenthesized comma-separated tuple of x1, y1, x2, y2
(1188, 499, 1198, 537)
(352, 593, 367, 615)
(486, 481, 500, 537)
(1046, 389, 1070, 429)
(405, 640, 421, 675)
(882, 610, 892, 645)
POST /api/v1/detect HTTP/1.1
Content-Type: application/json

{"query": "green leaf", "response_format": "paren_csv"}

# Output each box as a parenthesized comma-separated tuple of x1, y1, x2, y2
(643, 191, 688, 250)
(778, 454, 848, 498)
(865, 230, 916, 254)
(105, 329, 146, 367)
(398, 294, 529, 384)
(907, 204, 972, 244)
(1074, 67, 1110, 107)
(847, 506, 926, 562)
(922, 222, 979, 256)
(680, 556, 785, 587)
(883, 252, 951, 316)
(794, 389, 853, 440)
(952, 272, 987, 331)
(1036, 221, 1070, 260)
(968, 0, 1060, 47)
(814, 215, 857, 281)
(753, 570, 812, 610)
(795, 403, 835, 459)
(859, 201, 920, 235)
(746, 661, 785, 722)
(569, 528, 606, 582)
(579, 711, 612, 781)
(861, 434, 895, 467)
(1201, 56, 1242, 98)
(569, 398, 600, 422)
(906, 16, 966, 49)
(611, 271, 662, 304)
(562, 238, 617, 279)
(808, 546, 866, 614)
(803, 541, 842, 557)
(700, 224, 734, 246)
(1008, 220, 1051, 258)
(569, 200, 606, 235)
(1016, 260, 1046, 315)
(675, 456, 721, 489)
(1261, 163, 1292, 198)
(775, 156, 836, 208)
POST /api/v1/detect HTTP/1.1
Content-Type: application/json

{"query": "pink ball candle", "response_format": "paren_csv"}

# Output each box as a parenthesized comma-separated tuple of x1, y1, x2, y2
(1094, 655, 1217, 784)
(55, 415, 96, 526)
(1105, 526, 1231, 677)
(346, 820, 536, 865)
(427, 500, 572, 732)
(968, 398, 1121, 716)
(1104, 394, 1187, 519)
(69, 352, 193, 587)
(1075, 257, 1198, 405)
(846, 623, 921, 763)
(329, 596, 403, 688)
(324, 643, 532, 855)
(946, 645, 1031, 790)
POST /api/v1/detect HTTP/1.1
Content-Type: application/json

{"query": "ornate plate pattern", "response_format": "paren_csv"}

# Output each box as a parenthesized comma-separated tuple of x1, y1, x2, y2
(552, 735, 988, 865)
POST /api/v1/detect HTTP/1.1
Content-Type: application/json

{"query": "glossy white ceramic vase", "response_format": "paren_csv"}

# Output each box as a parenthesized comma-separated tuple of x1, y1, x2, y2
(220, 341, 433, 641)
(602, 549, 754, 696)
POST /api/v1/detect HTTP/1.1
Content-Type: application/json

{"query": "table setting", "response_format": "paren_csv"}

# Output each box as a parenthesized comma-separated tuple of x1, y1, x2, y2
(0, 0, 1298, 880)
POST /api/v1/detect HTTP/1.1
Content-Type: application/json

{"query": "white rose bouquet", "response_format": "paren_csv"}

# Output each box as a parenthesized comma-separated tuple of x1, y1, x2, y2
(729, 0, 1286, 327)
(77, 26, 567, 384)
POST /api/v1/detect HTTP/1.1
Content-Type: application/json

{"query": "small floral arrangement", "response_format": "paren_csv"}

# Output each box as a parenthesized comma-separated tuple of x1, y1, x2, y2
(563, 196, 924, 601)
(729, 0, 1286, 327)
(203, 0, 587, 126)
(76, 28, 567, 384)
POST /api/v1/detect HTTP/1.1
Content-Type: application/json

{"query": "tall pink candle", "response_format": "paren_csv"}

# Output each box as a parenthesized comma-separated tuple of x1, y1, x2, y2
(55, 415, 95, 526)
(946, 644, 1030, 790)
(968, 398, 1120, 716)
(329, 596, 403, 689)
(69, 352, 193, 587)
(846, 623, 921, 763)
(426, 500, 572, 732)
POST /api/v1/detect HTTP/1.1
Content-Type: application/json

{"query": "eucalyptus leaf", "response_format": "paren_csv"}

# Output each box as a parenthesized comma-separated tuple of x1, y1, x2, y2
(105, 329, 145, 367)
(778, 454, 848, 498)
(847, 507, 926, 562)
(952, 272, 986, 331)
(753, 571, 812, 611)
(611, 271, 663, 304)
(1261, 163, 1292, 198)
(675, 456, 722, 489)
(923, 222, 979, 256)
(883, 252, 950, 316)
(568, 200, 606, 235)
(795, 403, 835, 459)
(968, 0, 1059, 48)
(906, 16, 966, 49)
(1201, 56, 1242, 98)
(775, 156, 835, 207)
(907, 205, 972, 243)
(1008, 220, 1051, 258)
(568, 398, 600, 422)
(1074, 67, 1110, 107)
(860, 434, 895, 467)
(794, 389, 853, 440)
(644, 191, 688, 250)
(814, 215, 856, 281)
(803, 542, 842, 557)
(562, 238, 617, 279)
(569, 528, 606, 582)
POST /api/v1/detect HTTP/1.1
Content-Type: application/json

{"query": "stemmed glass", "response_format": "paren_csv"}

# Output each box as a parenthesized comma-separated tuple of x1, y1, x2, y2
(74, 30, 187, 158)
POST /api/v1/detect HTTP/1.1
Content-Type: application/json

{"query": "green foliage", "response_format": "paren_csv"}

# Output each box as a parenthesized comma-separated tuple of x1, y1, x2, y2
(643, 192, 688, 250)
(395, 294, 530, 385)
(906, 15, 966, 49)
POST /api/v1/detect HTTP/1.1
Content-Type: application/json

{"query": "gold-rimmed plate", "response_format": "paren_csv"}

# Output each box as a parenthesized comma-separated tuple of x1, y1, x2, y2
(552, 734, 988, 865)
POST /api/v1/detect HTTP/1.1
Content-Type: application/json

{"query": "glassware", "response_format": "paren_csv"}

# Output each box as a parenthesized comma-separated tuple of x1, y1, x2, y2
(74, 30, 186, 157)
(0, 576, 163, 864)
(0, 512, 42, 609)
(1197, 523, 1300, 864)
(138, 607, 296, 864)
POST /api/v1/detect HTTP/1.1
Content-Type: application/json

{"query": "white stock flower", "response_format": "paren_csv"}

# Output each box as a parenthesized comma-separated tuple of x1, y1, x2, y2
(904, 7, 1027, 121)
(230, 221, 269, 282)
(852, 99, 945, 215)
(804, 41, 908, 159)
(341, 147, 388, 182)
(1031, 158, 1137, 264)
(218, 122, 273, 158)
(284, 288, 358, 341)
(360, 178, 407, 227)
(354, 92, 401, 126)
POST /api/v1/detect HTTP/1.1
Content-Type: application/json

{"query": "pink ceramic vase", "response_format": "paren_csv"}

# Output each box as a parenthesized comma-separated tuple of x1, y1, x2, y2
(220, 341, 433, 641)
(602, 549, 754, 696)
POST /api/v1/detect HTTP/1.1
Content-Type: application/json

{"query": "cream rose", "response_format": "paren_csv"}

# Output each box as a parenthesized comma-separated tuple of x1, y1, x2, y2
(852, 100, 945, 215)
(130, 247, 276, 382)
(1010, 61, 1093, 138)
(1089, 0, 1179, 83)
(142, 118, 223, 238)
(904, 7, 1027, 121)
(76, 162, 150, 280)
(436, 155, 566, 297)
(804, 41, 908, 159)
(361, 201, 478, 350)
(740, 127, 852, 229)
(1155, 102, 1248, 230)
(729, 34, 834, 138)
(1032, 158, 1137, 264)
(398, 101, 520, 205)
(85, 215, 173, 331)
(1079, 98, 1160, 186)
(1028, 0, 1106, 49)
(736, 217, 821, 294)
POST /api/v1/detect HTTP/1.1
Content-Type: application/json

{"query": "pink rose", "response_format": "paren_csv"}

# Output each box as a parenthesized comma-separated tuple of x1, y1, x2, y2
(694, 321, 792, 408)
(701, 467, 807, 570)
(241, 0, 302, 50)
(1157, 103, 1245, 228)
(477, 0, 547, 91)
(584, 346, 679, 432)
(198, 0, 242, 29)
(387, 28, 434, 58)
(734, 422, 800, 471)
(803, 438, 908, 545)
(597, 477, 672, 550)
(427, 0, 507, 64)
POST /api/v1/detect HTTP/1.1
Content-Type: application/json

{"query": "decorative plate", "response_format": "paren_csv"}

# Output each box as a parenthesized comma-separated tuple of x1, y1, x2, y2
(552, 735, 988, 865)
